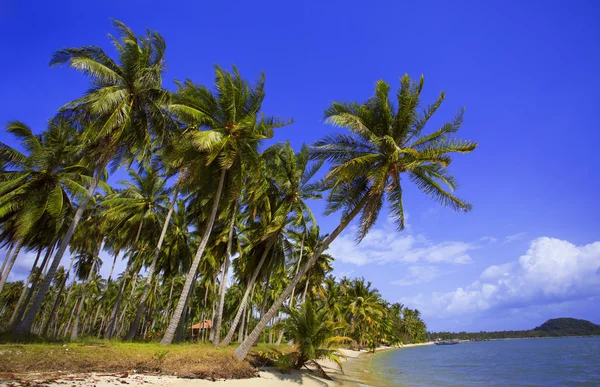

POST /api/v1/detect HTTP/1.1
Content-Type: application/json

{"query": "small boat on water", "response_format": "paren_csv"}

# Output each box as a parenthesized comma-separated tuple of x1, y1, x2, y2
(435, 340, 460, 345)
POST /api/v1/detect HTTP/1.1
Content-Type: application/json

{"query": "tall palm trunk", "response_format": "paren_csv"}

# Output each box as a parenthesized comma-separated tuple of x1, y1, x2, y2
(302, 274, 310, 304)
(105, 214, 145, 339)
(105, 257, 133, 339)
(42, 254, 76, 337)
(161, 168, 226, 345)
(107, 252, 118, 282)
(15, 172, 101, 336)
(70, 243, 101, 340)
(9, 246, 42, 326)
(12, 240, 57, 327)
(234, 195, 369, 360)
(213, 202, 237, 345)
(0, 241, 23, 295)
(126, 190, 178, 340)
(0, 244, 14, 282)
(288, 232, 305, 307)
(222, 239, 274, 346)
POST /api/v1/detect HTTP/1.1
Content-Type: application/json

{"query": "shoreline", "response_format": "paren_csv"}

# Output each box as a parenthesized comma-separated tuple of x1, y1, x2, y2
(12, 343, 434, 387)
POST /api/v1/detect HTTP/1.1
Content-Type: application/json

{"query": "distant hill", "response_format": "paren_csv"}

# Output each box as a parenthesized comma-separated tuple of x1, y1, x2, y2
(533, 318, 600, 337)
(431, 317, 600, 340)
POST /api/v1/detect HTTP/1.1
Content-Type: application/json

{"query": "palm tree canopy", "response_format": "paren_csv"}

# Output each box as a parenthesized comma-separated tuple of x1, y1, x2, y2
(0, 120, 91, 240)
(50, 19, 171, 170)
(312, 75, 477, 240)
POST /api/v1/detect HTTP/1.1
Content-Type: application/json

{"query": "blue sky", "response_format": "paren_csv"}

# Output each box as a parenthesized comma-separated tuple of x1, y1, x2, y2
(1, 0, 599, 332)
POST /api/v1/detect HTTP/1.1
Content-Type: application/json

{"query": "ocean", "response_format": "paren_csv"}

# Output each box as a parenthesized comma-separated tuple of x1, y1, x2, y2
(342, 337, 600, 386)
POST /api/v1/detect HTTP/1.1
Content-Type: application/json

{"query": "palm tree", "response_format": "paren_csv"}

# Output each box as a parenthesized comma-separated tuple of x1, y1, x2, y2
(16, 20, 171, 336)
(160, 66, 288, 345)
(235, 74, 477, 359)
(101, 166, 169, 339)
(277, 301, 349, 379)
(221, 143, 321, 346)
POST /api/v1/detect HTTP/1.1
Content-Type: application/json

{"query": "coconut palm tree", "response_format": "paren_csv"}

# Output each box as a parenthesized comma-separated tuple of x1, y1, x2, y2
(16, 20, 171, 336)
(221, 143, 321, 346)
(276, 301, 349, 379)
(235, 74, 477, 359)
(160, 66, 289, 345)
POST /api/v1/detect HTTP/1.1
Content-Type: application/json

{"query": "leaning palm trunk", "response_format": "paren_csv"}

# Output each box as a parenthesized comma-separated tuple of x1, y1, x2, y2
(15, 172, 101, 336)
(288, 233, 305, 308)
(0, 244, 14, 284)
(161, 169, 226, 345)
(9, 247, 42, 326)
(234, 195, 368, 360)
(126, 190, 178, 340)
(222, 240, 274, 346)
(0, 241, 23, 296)
(212, 202, 237, 345)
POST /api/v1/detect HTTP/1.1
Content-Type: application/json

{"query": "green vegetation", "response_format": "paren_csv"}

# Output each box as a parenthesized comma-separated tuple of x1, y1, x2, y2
(0, 18, 476, 378)
(431, 318, 600, 340)
(0, 341, 289, 381)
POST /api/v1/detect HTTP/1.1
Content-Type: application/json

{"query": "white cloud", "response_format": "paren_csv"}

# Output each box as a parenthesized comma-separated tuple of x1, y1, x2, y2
(328, 223, 479, 266)
(391, 265, 441, 286)
(404, 237, 600, 319)
(505, 232, 526, 243)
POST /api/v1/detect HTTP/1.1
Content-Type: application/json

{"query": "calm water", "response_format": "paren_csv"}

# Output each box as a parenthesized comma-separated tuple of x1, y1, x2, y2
(347, 338, 600, 387)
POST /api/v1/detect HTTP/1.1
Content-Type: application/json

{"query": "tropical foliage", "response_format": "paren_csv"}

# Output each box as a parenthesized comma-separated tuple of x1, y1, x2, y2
(0, 19, 476, 368)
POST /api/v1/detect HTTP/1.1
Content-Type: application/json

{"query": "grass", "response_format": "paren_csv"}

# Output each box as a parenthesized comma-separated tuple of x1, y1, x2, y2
(0, 339, 292, 382)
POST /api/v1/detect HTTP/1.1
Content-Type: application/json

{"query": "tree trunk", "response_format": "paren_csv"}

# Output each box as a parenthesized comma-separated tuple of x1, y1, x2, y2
(42, 254, 76, 337)
(15, 172, 101, 336)
(70, 245, 100, 341)
(302, 274, 310, 304)
(0, 241, 23, 295)
(9, 246, 42, 326)
(0, 244, 14, 281)
(213, 202, 237, 345)
(105, 257, 133, 339)
(288, 233, 305, 308)
(126, 190, 178, 340)
(221, 240, 274, 346)
(200, 286, 208, 342)
(107, 252, 118, 282)
(161, 168, 226, 345)
(11, 240, 57, 327)
(237, 304, 246, 343)
(234, 195, 369, 360)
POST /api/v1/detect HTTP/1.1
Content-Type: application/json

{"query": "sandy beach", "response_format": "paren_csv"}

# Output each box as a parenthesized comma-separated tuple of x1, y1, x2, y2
(13, 343, 433, 387)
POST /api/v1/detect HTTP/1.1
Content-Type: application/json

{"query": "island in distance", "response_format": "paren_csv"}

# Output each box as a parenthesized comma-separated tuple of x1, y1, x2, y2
(431, 318, 600, 341)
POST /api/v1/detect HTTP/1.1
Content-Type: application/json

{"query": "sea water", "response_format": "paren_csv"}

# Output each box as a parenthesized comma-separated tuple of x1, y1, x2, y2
(347, 337, 600, 386)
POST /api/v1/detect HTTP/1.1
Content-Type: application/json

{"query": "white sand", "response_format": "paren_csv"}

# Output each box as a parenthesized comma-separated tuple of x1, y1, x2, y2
(27, 344, 433, 387)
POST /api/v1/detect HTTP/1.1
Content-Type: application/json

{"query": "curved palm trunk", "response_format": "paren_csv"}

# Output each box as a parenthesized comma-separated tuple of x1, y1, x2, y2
(288, 233, 305, 308)
(213, 202, 237, 345)
(222, 240, 274, 346)
(126, 190, 178, 340)
(9, 246, 42, 326)
(161, 168, 226, 346)
(15, 172, 101, 336)
(234, 195, 368, 360)
(0, 241, 23, 296)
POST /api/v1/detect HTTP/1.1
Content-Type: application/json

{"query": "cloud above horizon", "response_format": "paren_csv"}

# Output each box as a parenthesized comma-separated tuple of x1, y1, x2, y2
(402, 237, 600, 320)
(328, 222, 483, 267)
